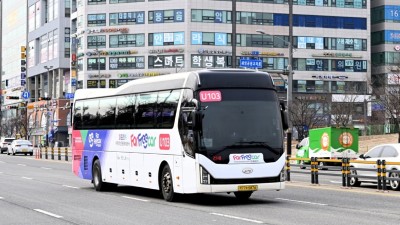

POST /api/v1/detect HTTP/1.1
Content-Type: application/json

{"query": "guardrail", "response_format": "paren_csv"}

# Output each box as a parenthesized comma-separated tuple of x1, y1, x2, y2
(35, 147, 70, 161)
(287, 157, 400, 192)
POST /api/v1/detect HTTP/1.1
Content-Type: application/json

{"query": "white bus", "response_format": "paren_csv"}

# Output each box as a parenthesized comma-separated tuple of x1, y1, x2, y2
(72, 69, 288, 202)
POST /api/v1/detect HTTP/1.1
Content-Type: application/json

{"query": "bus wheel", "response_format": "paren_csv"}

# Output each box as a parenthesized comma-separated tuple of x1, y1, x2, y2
(93, 159, 107, 192)
(160, 164, 176, 202)
(234, 191, 253, 202)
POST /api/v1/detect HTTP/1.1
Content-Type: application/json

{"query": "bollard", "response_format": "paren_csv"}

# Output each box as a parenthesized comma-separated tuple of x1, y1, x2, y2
(51, 147, 54, 160)
(341, 158, 346, 187)
(377, 160, 382, 191)
(286, 155, 291, 182)
(346, 158, 351, 188)
(65, 148, 68, 161)
(382, 160, 387, 192)
(311, 157, 315, 184)
(58, 147, 61, 160)
(45, 147, 48, 159)
(315, 157, 319, 185)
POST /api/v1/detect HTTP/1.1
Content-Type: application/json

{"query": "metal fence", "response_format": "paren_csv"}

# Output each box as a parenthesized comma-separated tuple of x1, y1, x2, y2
(287, 157, 400, 192)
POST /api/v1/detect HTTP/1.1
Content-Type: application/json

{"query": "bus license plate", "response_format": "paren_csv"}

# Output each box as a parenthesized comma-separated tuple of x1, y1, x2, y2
(238, 185, 258, 191)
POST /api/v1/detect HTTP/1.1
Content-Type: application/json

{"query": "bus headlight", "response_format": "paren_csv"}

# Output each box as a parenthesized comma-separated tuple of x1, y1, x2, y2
(280, 167, 286, 182)
(200, 166, 210, 184)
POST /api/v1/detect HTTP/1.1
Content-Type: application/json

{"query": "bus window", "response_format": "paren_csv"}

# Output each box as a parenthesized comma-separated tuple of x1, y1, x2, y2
(73, 101, 83, 130)
(136, 92, 158, 128)
(116, 95, 136, 129)
(157, 90, 180, 128)
(98, 97, 116, 129)
(82, 99, 99, 129)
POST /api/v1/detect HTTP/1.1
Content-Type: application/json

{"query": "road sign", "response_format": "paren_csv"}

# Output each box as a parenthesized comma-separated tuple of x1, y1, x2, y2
(65, 93, 75, 99)
(22, 91, 30, 100)
(239, 59, 263, 69)
(21, 80, 26, 86)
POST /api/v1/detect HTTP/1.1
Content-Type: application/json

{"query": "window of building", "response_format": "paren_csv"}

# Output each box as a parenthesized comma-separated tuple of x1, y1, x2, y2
(149, 32, 185, 46)
(88, 14, 106, 27)
(110, 0, 145, 3)
(88, 0, 106, 4)
(87, 57, 106, 70)
(87, 35, 106, 49)
(149, 9, 184, 23)
(109, 56, 145, 70)
(109, 11, 145, 25)
(109, 34, 145, 47)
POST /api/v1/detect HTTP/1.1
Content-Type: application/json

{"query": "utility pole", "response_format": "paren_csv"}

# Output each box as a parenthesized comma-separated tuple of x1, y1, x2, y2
(287, 0, 294, 157)
(231, 0, 237, 68)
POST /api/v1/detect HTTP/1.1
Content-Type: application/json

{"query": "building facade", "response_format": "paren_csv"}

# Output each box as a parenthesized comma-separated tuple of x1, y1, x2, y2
(71, 0, 370, 131)
(0, 0, 27, 137)
(26, 0, 71, 146)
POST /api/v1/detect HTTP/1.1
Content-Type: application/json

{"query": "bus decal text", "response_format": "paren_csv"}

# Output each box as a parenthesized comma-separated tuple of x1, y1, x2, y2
(131, 133, 156, 149)
(159, 134, 170, 150)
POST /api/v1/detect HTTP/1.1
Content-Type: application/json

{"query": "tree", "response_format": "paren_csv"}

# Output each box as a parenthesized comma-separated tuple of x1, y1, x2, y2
(330, 94, 365, 128)
(372, 72, 400, 143)
(289, 95, 328, 140)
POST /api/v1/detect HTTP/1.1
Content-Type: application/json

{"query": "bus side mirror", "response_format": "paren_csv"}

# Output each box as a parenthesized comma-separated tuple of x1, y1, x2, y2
(188, 111, 202, 131)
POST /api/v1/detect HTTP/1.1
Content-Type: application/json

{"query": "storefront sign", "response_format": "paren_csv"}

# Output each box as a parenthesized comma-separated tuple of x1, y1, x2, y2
(87, 28, 129, 34)
(312, 75, 348, 80)
(88, 74, 112, 78)
(118, 72, 163, 78)
(241, 51, 284, 56)
(149, 48, 185, 54)
(85, 50, 138, 56)
(198, 49, 231, 55)
(312, 52, 362, 58)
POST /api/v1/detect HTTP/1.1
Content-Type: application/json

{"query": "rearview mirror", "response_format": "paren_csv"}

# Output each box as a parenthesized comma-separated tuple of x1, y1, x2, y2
(359, 154, 364, 159)
(296, 144, 300, 149)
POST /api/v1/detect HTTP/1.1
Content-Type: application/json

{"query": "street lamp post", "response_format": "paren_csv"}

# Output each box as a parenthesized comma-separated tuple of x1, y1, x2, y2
(94, 48, 101, 88)
(44, 66, 53, 98)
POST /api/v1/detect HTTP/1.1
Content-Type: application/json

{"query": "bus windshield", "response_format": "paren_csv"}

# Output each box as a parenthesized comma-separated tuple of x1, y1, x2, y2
(198, 89, 284, 163)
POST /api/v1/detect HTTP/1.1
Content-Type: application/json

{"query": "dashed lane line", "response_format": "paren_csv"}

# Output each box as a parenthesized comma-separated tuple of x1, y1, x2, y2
(21, 177, 33, 180)
(34, 209, 63, 219)
(121, 196, 149, 202)
(275, 198, 328, 206)
(210, 213, 264, 224)
(62, 185, 80, 189)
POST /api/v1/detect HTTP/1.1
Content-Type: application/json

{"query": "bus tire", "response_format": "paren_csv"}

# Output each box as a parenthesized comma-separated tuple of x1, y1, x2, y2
(93, 159, 108, 192)
(234, 191, 253, 202)
(160, 164, 176, 202)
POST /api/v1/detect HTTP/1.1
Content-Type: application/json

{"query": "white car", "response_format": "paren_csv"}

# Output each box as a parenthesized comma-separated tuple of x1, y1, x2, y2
(350, 143, 400, 190)
(7, 140, 34, 156)
(0, 137, 15, 154)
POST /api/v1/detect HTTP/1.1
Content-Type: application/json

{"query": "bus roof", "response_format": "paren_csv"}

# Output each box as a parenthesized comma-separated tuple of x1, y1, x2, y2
(74, 69, 273, 101)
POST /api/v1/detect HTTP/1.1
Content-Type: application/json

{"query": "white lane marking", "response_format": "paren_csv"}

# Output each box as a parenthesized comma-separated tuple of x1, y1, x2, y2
(21, 177, 33, 180)
(275, 198, 328, 206)
(122, 196, 149, 202)
(0, 197, 3, 199)
(330, 180, 342, 184)
(0, 161, 4, 163)
(41, 167, 52, 170)
(210, 213, 263, 224)
(62, 185, 80, 189)
(18, 164, 26, 167)
(34, 209, 63, 219)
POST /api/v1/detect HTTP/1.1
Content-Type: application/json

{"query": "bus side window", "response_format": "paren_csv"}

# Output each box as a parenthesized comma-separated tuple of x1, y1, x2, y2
(73, 101, 83, 130)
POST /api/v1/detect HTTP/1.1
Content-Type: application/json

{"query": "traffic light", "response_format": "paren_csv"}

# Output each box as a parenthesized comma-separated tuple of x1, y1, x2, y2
(39, 97, 51, 101)
(6, 96, 19, 100)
